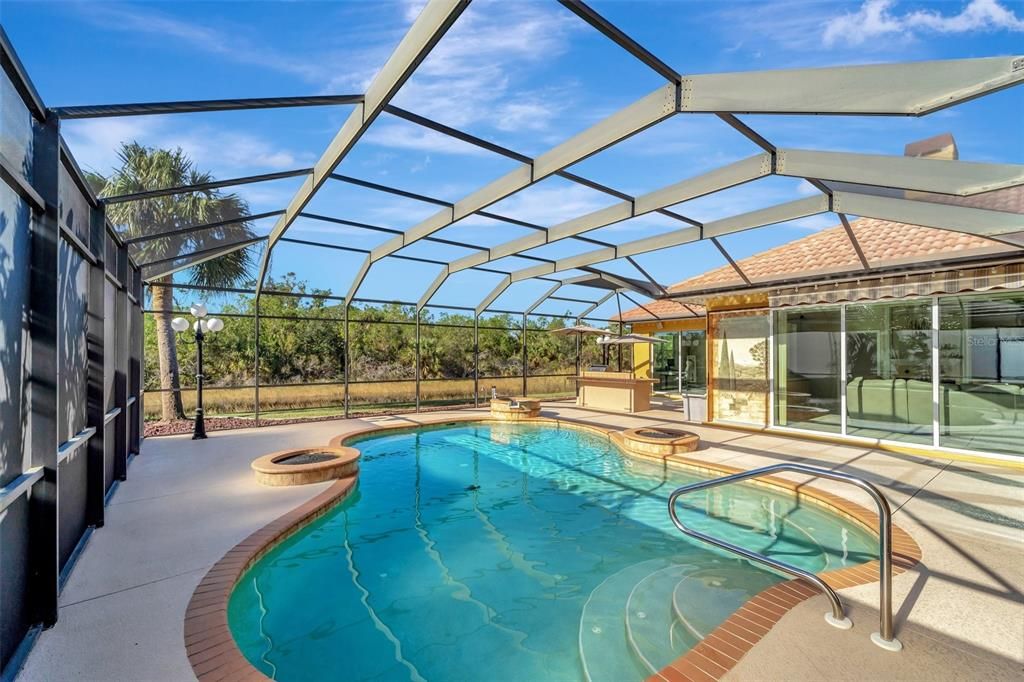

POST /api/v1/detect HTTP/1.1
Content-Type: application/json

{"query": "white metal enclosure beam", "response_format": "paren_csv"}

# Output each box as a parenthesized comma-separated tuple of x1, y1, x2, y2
(254, 0, 470, 296)
(833, 192, 1024, 238)
(126, 0, 1022, 319)
(449, 153, 770, 274)
(141, 237, 264, 282)
(680, 57, 1024, 115)
(415, 153, 771, 308)
(353, 82, 678, 301)
(776, 149, 1024, 196)
(524, 283, 563, 316)
(475, 276, 513, 316)
(459, 271, 643, 320)
(563, 271, 658, 298)
(416, 147, 1024, 309)
(697, 195, 831, 241)
(418, 267, 450, 310)
(576, 291, 616, 321)
(506, 196, 831, 282)
(502, 190, 1024, 289)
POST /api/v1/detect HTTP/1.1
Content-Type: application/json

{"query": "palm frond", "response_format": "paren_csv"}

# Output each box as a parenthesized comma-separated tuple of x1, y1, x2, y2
(96, 142, 257, 288)
(189, 245, 256, 289)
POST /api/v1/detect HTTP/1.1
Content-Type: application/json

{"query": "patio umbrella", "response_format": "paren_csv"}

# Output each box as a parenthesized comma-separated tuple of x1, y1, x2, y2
(601, 333, 667, 345)
(549, 324, 608, 336)
(602, 335, 664, 373)
(550, 325, 610, 386)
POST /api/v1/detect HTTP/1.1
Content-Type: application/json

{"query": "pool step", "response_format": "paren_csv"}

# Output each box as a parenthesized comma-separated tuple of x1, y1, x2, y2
(671, 564, 780, 641)
(581, 559, 784, 682)
(579, 559, 675, 682)
(624, 563, 701, 674)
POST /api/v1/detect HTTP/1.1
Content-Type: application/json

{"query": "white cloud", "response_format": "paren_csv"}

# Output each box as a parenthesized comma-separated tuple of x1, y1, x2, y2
(76, 1, 412, 97)
(907, 0, 1024, 32)
(708, 1, 860, 56)
(231, 182, 305, 211)
(823, 0, 1024, 46)
(493, 101, 559, 133)
(823, 0, 905, 45)
(487, 182, 614, 227)
(160, 129, 313, 172)
(409, 155, 432, 174)
(61, 118, 162, 174)
(61, 117, 313, 179)
(77, 0, 584, 165)
(386, 0, 580, 136)
(401, 0, 429, 23)
(790, 214, 838, 230)
(79, 4, 326, 83)
(362, 122, 491, 157)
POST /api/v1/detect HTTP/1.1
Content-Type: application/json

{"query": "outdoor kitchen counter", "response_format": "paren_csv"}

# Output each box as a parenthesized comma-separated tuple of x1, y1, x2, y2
(572, 371, 658, 413)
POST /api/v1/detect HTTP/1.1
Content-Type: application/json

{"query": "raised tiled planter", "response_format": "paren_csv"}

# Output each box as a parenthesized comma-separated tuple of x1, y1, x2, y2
(614, 426, 700, 457)
(250, 446, 360, 486)
(489, 397, 542, 421)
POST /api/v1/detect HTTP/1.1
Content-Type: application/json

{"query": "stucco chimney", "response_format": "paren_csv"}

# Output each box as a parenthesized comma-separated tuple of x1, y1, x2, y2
(904, 132, 958, 160)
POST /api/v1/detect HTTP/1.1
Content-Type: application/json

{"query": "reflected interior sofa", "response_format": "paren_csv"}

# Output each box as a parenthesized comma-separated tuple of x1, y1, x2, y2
(846, 377, 1023, 432)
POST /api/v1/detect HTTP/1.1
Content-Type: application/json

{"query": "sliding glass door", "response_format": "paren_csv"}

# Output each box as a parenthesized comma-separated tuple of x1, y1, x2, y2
(651, 331, 707, 394)
(939, 292, 1024, 456)
(774, 308, 842, 433)
(652, 332, 679, 392)
(845, 301, 933, 444)
(770, 292, 1024, 457)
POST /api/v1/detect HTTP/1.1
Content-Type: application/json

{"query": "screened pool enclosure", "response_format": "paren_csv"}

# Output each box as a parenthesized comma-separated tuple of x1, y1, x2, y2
(1, 0, 1023, 676)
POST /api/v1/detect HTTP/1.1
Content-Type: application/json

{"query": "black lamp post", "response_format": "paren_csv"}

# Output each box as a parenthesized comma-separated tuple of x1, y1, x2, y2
(171, 303, 224, 440)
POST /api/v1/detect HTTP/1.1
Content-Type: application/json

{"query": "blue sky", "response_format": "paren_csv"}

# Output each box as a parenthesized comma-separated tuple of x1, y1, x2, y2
(5, 0, 1023, 319)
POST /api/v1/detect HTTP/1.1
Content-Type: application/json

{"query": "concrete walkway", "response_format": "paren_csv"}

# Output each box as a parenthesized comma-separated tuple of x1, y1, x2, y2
(18, 403, 1024, 681)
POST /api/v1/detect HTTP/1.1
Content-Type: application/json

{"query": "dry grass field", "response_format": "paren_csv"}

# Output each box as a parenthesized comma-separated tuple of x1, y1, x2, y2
(143, 375, 575, 421)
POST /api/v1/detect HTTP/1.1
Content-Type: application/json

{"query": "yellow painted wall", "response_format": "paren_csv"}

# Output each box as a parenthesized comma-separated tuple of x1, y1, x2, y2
(631, 318, 707, 379)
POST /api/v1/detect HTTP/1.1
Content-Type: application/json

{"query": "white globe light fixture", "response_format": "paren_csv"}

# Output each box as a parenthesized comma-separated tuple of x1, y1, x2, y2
(170, 302, 225, 440)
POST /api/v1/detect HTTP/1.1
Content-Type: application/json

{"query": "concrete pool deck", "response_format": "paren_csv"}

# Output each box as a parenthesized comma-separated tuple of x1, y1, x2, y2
(17, 402, 1023, 681)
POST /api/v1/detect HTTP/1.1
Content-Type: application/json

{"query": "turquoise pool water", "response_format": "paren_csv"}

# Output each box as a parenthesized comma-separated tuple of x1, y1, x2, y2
(228, 422, 877, 681)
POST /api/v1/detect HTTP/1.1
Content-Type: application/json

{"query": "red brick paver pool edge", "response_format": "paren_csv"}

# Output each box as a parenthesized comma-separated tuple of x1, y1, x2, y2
(645, 471, 923, 682)
(183, 476, 357, 681)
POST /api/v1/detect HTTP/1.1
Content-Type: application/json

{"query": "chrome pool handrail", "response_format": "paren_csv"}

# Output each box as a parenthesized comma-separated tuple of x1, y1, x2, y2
(667, 463, 902, 651)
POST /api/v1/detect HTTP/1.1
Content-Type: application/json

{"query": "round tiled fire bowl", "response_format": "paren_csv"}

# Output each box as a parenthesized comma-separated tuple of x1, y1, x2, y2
(251, 446, 360, 486)
(616, 426, 700, 458)
(489, 397, 542, 421)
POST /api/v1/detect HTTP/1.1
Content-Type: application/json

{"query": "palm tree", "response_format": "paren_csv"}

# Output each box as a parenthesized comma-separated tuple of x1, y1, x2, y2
(92, 143, 257, 421)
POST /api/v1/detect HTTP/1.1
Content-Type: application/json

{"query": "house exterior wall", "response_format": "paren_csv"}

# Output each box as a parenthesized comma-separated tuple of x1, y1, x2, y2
(627, 286, 1024, 462)
(708, 310, 770, 426)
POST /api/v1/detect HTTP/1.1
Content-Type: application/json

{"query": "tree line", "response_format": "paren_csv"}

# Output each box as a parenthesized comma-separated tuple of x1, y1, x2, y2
(145, 273, 608, 391)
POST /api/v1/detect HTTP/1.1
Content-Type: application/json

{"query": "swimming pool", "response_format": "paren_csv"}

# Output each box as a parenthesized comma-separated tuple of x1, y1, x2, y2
(228, 422, 877, 681)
